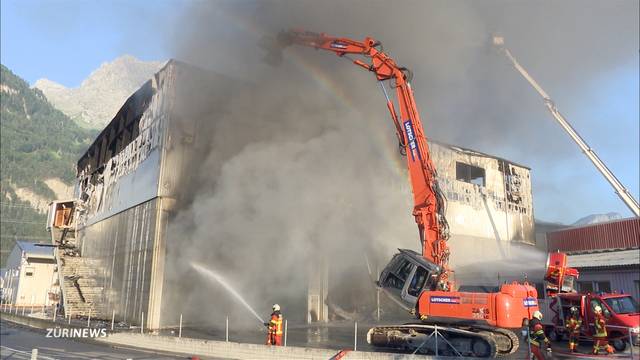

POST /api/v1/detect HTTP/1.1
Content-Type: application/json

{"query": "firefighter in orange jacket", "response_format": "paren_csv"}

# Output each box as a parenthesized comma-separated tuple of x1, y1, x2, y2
(565, 306, 582, 352)
(529, 311, 552, 360)
(265, 304, 283, 346)
(592, 305, 614, 355)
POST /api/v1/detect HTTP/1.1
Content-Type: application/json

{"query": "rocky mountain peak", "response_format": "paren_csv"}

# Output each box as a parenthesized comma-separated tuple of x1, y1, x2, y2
(572, 212, 623, 226)
(34, 55, 164, 129)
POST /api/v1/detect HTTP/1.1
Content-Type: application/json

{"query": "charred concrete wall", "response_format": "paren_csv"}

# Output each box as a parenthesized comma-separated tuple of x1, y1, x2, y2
(431, 142, 536, 287)
(429, 143, 535, 276)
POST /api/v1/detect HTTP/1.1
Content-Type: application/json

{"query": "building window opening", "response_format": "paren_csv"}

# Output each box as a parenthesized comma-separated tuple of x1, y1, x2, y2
(579, 281, 612, 294)
(578, 281, 593, 293)
(456, 162, 485, 187)
(596, 281, 611, 293)
(25, 267, 34, 276)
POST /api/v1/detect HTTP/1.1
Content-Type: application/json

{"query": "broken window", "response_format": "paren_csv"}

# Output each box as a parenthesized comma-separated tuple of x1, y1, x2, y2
(456, 162, 485, 187)
(77, 80, 155, 179)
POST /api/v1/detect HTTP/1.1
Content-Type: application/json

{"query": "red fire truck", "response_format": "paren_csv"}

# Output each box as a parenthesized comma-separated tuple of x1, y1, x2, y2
(541, 253, 639, 351)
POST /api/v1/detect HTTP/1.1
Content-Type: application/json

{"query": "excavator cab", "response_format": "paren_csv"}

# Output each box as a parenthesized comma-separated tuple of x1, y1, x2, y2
(378, 249, 441, 308)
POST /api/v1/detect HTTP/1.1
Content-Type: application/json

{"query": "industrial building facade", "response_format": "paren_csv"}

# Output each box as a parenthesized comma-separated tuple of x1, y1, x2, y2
(57, 61, 536, 329)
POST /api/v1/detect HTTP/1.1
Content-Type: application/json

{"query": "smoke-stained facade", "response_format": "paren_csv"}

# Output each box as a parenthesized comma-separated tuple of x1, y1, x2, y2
(68, 61, 534, 329)
(429, 142, 534, 269)
(70, 61, 240, 328)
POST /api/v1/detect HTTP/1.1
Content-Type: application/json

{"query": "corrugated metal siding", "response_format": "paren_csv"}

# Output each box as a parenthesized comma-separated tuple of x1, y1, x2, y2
(79, 198, 159, 325)
(575, 268, 640, 300)
(547, 218, 640, 252)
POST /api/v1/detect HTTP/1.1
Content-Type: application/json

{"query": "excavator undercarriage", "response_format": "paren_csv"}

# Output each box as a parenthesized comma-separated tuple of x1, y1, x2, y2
(368, 324, 519, 358)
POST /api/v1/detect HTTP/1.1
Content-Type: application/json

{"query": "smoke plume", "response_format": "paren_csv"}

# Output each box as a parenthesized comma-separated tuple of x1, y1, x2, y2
(160, 0, 638, 328)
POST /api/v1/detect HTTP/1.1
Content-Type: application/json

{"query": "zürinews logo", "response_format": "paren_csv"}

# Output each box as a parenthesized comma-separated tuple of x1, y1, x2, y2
(46, 328, 108, 338)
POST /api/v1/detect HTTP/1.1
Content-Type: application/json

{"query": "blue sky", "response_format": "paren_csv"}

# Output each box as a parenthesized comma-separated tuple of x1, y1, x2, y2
(1, 1, 177, 86)
(1, 1, 638, 224)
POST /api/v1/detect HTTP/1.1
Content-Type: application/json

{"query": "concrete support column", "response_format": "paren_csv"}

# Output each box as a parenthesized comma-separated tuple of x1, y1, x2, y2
(307, 256, 328, 323)
(146, 198, 172, 330)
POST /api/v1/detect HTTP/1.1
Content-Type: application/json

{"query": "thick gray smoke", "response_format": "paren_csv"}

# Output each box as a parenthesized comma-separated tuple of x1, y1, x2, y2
(161, 0, 638, 328)
(166, 0, 638, 221)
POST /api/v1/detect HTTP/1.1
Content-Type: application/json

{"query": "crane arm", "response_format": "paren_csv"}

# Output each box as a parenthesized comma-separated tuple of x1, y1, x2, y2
(493, 36, 640, 217)
(272, 29, 452, 289)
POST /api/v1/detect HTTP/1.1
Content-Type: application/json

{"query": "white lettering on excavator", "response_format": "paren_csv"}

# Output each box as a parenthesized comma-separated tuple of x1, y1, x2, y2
(403, 120, 418, 161)
(430, 296, 460, 304)
(330, 41, 348, 49)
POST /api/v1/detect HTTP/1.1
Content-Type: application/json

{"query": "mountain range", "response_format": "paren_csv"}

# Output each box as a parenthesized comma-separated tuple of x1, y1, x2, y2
(34, 55, 163, 129)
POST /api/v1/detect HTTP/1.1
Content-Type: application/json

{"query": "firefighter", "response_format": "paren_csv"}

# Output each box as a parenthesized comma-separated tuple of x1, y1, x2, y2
(265, 304, 283, 346)
(529, 311, 552, 360)
(565, 306, 582, 352)
(592, 305, 614, 355)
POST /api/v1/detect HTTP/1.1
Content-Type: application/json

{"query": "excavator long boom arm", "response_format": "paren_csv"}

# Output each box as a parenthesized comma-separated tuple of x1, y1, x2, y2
(271, 29, 452, 288)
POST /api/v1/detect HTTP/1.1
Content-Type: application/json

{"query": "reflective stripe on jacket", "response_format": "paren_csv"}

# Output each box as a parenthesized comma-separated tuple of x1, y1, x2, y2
(594, 315, 607, 337)
(566, 317, 581, 334)
(269, 313, 283, 335)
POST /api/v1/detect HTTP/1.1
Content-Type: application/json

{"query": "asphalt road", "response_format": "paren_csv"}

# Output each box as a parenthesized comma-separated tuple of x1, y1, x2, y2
(0, 320, 192, 360)
(1, 317, 636, 359)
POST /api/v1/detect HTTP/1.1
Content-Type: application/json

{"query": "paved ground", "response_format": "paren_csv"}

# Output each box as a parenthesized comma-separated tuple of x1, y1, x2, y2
(162, 322, 640, 359)
(1, 315, 637, 359)
(0, 320, 197, 360)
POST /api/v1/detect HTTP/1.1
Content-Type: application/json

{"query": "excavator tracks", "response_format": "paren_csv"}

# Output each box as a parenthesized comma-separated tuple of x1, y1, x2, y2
(367, 324, 502, 358)
(484, 326, 520, 357)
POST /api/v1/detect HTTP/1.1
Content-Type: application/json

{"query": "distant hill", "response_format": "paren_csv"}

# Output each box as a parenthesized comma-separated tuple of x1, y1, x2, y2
(535, 219, 567, 233)
(34, 55, 163, 129)
(0, 64, 96, 264)
(572, 212, 623, 226)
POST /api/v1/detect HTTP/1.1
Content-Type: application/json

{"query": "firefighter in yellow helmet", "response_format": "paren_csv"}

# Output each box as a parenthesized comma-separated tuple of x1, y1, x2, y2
(529, 311, 552, 359)
(265, 304, 283, 346)
(592, 305, 614, 355)
(565, 306, 582, 352)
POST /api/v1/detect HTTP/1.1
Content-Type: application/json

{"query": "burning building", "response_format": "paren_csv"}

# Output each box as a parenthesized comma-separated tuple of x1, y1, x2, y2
(50, 60, 536, 329)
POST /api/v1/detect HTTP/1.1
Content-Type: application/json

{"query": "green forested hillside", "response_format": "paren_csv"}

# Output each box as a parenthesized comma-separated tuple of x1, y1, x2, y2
(1, 64, 97, 264)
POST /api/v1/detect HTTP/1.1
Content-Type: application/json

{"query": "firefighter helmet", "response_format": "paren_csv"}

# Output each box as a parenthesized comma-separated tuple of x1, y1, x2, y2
(594, 305, 602, 314)
(272, 304, 280, 312)
(570, 306, 579, 315)
(533, 310, 543, 320)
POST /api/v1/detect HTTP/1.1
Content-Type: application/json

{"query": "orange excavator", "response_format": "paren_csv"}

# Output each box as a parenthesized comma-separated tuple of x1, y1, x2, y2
(263, 29, 559, 357)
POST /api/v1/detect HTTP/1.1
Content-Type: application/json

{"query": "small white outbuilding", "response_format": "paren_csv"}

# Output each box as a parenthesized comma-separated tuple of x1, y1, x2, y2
(2, 241, 57, 306)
